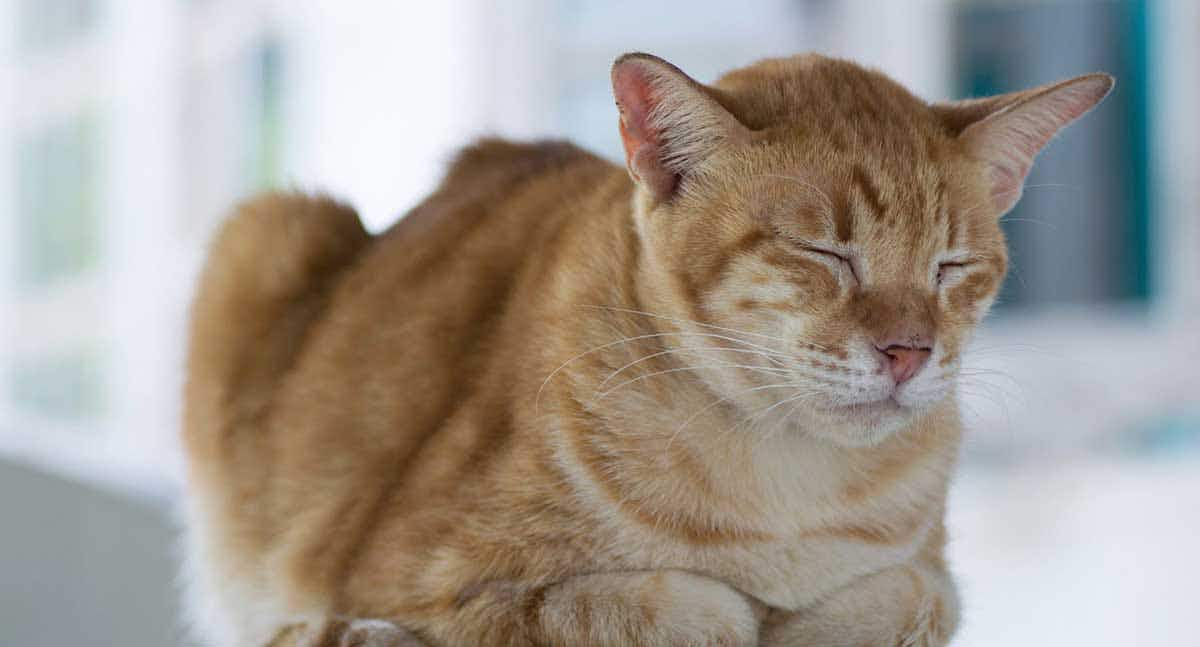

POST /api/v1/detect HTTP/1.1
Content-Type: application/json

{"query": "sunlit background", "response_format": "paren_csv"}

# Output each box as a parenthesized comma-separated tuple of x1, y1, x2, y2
(2, 1, 1197, 645)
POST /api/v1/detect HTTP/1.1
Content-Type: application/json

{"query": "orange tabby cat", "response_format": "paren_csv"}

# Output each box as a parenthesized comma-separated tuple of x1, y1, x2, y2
(182, 53, 1111, 646)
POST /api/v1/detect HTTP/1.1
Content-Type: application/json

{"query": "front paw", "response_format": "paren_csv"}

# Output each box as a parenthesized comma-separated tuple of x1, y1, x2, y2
(536, 569, 762, 646)
(646, 570, 763, 646)
(760, 567, 956, 647)
(336, 620, 425, 647)
(269, 618, 425, 647)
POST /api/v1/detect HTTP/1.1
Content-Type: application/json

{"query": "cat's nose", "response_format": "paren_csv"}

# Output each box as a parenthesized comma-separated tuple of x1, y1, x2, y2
(876, 344, 932, 384)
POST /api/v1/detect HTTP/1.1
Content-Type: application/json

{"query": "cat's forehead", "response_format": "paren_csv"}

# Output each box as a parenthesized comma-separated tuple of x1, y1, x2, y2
(713, 54, 946, 149)
(741, 144, 954, 236)
(723, 153, 961, 282)
(708, 55, 978, 251)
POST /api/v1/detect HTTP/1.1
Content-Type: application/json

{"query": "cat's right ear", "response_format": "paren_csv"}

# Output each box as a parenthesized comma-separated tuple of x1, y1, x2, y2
(611, 53, 749, 202)
(932, 73, 1114, 214)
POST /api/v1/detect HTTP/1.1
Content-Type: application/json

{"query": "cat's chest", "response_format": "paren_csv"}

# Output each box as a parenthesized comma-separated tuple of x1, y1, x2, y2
(717, 510, 935, 609)
(605, 448, 948, 610)
(548, 399, 954, 610)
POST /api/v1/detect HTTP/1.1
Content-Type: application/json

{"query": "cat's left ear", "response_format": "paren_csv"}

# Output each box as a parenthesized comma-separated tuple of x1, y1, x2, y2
(933, 73, 1114, 214)
(611, 53, 750, 202)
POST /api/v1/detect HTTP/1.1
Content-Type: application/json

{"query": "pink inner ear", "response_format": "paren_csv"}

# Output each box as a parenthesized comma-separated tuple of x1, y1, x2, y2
(616, 111, 642, 178)
(613, 63, 678, 197)
(613, 67, 658, 172)
(965, 75, 1113, 212)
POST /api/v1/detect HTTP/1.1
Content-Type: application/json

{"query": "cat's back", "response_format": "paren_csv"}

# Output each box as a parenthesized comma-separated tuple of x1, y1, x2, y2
(244, 140, 616, 535)
(185, 138, 608, 456)
(376, 138, 604, 262)
(183, 139, 626, 642)
(288, 137, 616, 409)
(184, 136, 619, 584)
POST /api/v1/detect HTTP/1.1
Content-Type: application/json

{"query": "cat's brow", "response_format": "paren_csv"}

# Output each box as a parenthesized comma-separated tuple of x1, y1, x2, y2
(752, 173, 839, 234)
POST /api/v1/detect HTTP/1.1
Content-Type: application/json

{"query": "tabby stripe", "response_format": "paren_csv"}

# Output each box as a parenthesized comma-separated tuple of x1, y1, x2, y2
(840, 434, 936, 503)
(564, 412, 773, 545)
(798, 512, 924, 546)
(852, 165, 886, 223)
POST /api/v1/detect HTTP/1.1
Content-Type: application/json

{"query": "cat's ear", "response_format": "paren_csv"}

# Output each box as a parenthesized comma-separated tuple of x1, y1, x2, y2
(933, 73, 1114, 214)
(611, 53, 749, 202)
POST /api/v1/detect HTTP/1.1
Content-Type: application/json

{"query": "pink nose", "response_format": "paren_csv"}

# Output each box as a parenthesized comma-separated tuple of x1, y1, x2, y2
(879, 346, 931, 384)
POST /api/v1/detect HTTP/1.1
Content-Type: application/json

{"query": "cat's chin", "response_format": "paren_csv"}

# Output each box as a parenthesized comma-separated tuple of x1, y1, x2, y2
(805, 397, 918, 447)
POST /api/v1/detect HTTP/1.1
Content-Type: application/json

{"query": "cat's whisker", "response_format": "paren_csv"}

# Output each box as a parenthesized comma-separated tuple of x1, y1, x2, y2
(1022, 182, 1076, 190)
(997, 217, 1059, 230)
(535, 330, 801, 412)
(961, 382, 1024, 411)
(594, 363, 798, 403)
(956, 369, 1023, 392)
(955, 383, 1019, 437)
(583, 304, 836, 354)
(756, 392, 817, 444)
(781, 395, 812, 433)
(958, 185, 1030, 220)
(584, 303, 792, 343)
(956, 362, 1024, 386)
(960, 183, 1077, 225)
(628, 342, 795, 369)
(726, 389, 821, 438)
(955, 379, 1022, 416)
(965, 344, 1077, 366)
(598, 346, 790, 389)
(965, 343, 1050, 356)
(626, 328, 795, 358)
(664, 381, 811, 455)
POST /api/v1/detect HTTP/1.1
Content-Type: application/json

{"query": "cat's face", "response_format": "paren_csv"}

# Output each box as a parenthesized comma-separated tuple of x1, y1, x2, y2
(643, 142, 1006, 446)
(614, 53, 1111, 446)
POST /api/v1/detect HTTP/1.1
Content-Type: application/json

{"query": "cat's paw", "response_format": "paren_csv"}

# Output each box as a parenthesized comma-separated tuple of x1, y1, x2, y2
(337, 619, 425, 647)
(760, 566, 956, 647)
(538, 569, 760, 646)
(643, 570, 762, 646)
(274, 618, 426, 647)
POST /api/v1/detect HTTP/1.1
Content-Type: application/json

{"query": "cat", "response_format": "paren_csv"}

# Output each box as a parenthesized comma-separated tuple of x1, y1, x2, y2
(182, 52, 1111, 647)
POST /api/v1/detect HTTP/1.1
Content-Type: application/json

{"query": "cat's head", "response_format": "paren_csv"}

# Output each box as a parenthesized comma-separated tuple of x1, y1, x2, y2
(611, 53, 1112, 447)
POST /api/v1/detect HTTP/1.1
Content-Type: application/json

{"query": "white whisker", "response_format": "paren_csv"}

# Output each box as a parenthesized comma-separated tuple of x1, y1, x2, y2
(598, 346, 790, 389)
(583, 304, 834, 353)
(594, 363, 795, 402)
(729, 389, 819, 436)
(535, 330, 798, 412)
(666, 382, 817, 454)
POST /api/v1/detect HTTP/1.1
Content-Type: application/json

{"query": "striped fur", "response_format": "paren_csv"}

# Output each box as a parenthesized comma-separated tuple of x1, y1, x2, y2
(182, 54, 1111, 646)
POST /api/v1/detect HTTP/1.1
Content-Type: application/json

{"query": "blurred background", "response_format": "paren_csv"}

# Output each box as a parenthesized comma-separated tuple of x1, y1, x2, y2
(1, 0, 1197, 645)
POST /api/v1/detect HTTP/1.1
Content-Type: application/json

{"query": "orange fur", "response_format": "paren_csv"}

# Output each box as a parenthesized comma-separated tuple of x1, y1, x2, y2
(182, 53, 1111, 646)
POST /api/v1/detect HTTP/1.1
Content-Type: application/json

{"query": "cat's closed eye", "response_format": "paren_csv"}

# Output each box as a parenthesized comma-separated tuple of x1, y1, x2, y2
(935, 261, 968, 286)
(802, 246, 860, 285)
(771, 225, 861, 284)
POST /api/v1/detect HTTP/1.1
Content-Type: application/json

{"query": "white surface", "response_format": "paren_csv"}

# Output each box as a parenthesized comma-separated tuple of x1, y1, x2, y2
(949, 455, 1200, 647)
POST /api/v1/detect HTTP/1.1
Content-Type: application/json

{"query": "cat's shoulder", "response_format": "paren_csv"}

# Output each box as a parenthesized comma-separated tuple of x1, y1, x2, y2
(440, 137, 608, 193)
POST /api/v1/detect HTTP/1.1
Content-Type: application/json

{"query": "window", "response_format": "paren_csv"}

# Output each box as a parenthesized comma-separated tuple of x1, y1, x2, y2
(18, 0, 99, 55)
(953, 1, 1151, 307)
(247, 37, 284, 190)
(9, 347, 105, 422)
(15, 114, 101, 290)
